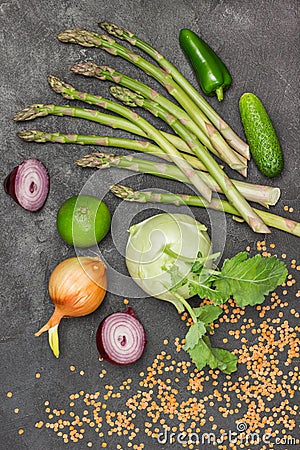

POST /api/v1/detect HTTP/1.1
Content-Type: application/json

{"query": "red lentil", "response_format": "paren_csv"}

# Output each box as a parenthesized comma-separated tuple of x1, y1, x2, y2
(14, 243, 298, 449)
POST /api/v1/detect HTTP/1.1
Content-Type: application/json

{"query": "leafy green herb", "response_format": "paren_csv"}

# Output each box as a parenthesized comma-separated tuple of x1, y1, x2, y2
(193, 304, 223, 324)
(213, 252, 288, 307)
(173, 252, 287, 374)
(189, 281, 224, 303)
(183, 305, 237, 373)
(126, 215, 288, 375)
(184, 322, 207, 350)
(187, 335, 238, 374)
(187, 251, 288, 306)
(168, 264, 188, 290)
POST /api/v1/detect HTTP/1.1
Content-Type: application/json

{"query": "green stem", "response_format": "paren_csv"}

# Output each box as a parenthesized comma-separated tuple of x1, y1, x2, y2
(47, 76, 213, 201)
(163, 244, 198, 262)
(99, 21, 249, 159)
(71, 62, 247, 174)
(172, 291, 198, 324)
(105, 86, 268, 232)
(57, 29, 248, 171)
(46, 76, 267, 232)
(164, 246, 220, 266)
(17, 129, 207, 172)
(13, 103, 192, 156)
(109, 85, 247, 173)
(110, 184, 300, 237)
(76, 151, 280, 207)
(215, 87, 224, 102)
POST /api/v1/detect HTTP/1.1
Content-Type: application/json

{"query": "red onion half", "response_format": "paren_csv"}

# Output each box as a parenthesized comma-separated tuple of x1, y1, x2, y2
(96, 307, 146, 365)
(4, 158, 49, 211)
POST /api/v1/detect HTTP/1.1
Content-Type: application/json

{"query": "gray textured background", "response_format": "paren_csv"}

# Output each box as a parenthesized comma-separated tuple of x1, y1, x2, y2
(0, 1, 299, 449)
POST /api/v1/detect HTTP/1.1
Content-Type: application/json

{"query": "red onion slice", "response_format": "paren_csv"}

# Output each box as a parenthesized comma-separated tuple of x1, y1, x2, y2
(4, 158, 49, 211)
(96, 307, 146, 365)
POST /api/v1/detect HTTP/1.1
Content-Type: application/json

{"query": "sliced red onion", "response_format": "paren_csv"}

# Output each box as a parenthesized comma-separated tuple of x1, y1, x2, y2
(96, 307, 146, 365)
(4, 158, 49, 211)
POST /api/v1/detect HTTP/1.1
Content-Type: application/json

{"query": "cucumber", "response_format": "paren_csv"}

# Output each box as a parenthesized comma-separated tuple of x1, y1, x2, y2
(239, 93, 284, 178)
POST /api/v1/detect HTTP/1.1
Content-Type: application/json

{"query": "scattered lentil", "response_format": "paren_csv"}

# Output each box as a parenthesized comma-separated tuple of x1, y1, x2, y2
(14, 244, 298, 449)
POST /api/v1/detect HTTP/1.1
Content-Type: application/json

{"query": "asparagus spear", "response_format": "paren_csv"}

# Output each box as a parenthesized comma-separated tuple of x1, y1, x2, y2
(46, 75, 212, 201)
(110, 184, 300, 237)
(99, 21, 249, 159)
(13, 103, 151, 133)
(107, 85, 271, 231)
(71, 62, 247, 174)
(13, 104, 209, 170)
(57, 29, 248, 172)
(46, 76, 269, 233)
(109, 85, 247, 173)
(76, 152, 280, 207)
(18, 129, 208, 171)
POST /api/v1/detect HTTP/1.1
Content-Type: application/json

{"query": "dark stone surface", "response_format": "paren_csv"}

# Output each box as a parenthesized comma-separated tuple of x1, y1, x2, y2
(0, 1, 299, 449)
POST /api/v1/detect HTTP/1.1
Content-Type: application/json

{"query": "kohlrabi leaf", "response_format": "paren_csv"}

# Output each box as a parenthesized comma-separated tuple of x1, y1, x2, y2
(209, 347, 238, 374)
(191, 260, 204, 274)
(184, 322, 206, 351)
(213, 252, 288, 307)
(187, 335, 238, 374)
(166, 263, 188, 290)
(193, 304, 223, 324)
(189, 281, 225, 303)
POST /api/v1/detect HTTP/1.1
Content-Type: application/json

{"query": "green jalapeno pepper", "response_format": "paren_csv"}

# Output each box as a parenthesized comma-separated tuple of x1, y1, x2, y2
(179, 28, 232, 101)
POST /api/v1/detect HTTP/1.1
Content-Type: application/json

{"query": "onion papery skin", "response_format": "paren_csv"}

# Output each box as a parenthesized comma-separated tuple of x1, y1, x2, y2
(48, 256, 107, 318)
(35, 256, 107, 341)
(96, 308, 146, 365)
(4, 158, 49, 211)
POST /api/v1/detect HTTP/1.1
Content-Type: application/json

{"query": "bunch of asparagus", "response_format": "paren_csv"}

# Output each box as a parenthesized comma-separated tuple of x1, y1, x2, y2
(14, 22, 300, 236)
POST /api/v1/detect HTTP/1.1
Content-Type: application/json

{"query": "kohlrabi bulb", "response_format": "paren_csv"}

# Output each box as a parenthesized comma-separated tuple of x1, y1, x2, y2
(126, 213, 212, 311)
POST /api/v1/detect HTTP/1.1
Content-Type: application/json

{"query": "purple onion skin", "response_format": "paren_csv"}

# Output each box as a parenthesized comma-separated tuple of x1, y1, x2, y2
(4, 158, 50, 212)
(3, 166, 19, 203)
(96, 307, 147, 365)
(96, 321, 115, 364)
(123, 306, 138, 318)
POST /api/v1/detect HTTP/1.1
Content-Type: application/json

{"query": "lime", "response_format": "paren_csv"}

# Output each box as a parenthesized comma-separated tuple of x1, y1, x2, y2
(56, 195, 111, 247)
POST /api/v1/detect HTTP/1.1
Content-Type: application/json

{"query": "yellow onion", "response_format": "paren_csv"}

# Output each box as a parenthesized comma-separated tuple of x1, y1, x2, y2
(35, 256, 107, 357)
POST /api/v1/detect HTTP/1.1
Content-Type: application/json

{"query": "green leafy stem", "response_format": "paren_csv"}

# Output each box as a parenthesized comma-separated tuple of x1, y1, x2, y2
(167, 251, 288, 374)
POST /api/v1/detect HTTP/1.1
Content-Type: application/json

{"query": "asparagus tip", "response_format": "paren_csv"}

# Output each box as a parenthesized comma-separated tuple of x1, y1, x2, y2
(110, 184, 135, 199)
(109, 86, 144, 107)
(75, 152, 114, 169)
(71, 61, 99, 76)
(13, 104, 50, 121)
(57, 29, 100, 47)
(48, 75, 75, 100)
(57, 28, 82, 42)
(71, 62, 117, 82)
(18, 129, 42, 141)
(98, 21, 134, 40)
(48, 74, 63, 89)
